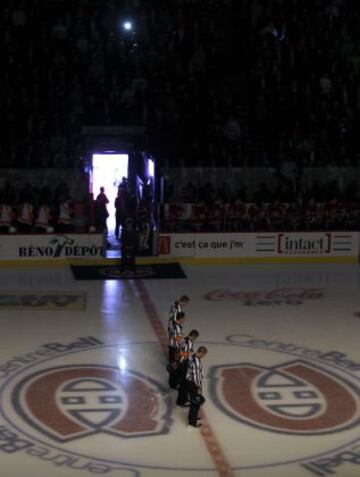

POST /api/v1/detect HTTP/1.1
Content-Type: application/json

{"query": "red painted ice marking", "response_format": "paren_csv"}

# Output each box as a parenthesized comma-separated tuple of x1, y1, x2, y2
(25, 367, 160, 439)
(135, 280, 235, 477)
(221, 365, 357, 432)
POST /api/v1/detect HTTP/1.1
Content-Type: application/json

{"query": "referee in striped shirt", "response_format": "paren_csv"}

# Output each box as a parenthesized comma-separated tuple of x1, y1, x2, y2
(185, 346, 208, 428)
(167, 295, 189, 372)
(168, 295, 190, 337)
(176, 329, 199, 406)
(168, 312, 185, 389)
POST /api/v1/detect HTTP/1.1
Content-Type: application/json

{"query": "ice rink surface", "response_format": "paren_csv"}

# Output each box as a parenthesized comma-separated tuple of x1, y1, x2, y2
(0, 262, 359, 477)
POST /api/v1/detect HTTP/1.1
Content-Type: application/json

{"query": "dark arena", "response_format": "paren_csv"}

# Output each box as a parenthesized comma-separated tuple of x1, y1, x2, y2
(0, 1, 359, 477)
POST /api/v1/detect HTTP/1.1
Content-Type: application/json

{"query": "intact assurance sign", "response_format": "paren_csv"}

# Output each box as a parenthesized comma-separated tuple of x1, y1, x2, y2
(158, 232, 358, 259)
(0, 234, 105, 260)
(259, 232, 356, 256)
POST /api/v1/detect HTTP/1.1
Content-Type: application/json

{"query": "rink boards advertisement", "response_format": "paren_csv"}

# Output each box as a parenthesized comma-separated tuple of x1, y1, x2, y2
(0, 234, 105, 260)
(158, 232, 359, 260)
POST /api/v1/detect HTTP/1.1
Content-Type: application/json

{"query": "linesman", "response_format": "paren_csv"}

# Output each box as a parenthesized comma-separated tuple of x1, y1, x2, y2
(186, 346, 208, 428)
(176, 329, 199, 406)
(168, 295, 190, 337)
(168, 311, 185, 389)
(168, 295, 189, 366)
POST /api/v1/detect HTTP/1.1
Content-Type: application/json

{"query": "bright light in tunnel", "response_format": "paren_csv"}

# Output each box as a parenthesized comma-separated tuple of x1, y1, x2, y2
(92, 153, 129, 234)
(149, 158, 155, 179)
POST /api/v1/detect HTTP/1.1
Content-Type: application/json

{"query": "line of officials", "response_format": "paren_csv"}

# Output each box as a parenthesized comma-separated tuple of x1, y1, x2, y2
(167, 295, 207, 429)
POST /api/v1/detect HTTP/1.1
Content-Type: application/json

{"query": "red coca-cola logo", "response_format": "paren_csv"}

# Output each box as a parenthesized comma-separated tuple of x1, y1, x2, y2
(204, 288, 325, 302)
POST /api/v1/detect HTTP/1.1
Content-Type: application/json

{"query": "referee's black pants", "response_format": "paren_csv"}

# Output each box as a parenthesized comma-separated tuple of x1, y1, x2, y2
(186, 380, 201, 425)
(176, 360, 189, 405)
(168, 346, 176, 366)
(168, 346, 179, 389)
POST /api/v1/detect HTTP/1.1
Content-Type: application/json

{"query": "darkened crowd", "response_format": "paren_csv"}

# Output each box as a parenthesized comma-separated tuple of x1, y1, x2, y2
(0, 179, 153, 237)
(0, 181, 78, 233)
(1, 0, 360, 170)
(162, 178, 360, 232)
(1, 0, 360, 234)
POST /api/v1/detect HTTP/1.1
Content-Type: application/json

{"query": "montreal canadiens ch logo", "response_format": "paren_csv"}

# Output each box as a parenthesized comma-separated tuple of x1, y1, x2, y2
(210, 359, 359, 435)
(11, 364, 170, 442)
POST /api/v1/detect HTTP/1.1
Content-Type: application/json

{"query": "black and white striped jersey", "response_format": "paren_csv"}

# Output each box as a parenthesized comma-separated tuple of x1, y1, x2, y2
(186, 355, 203, 388)
(179, 336, 194, 363)
(168, 301, 182, 337)
(169, 321, 184, 349)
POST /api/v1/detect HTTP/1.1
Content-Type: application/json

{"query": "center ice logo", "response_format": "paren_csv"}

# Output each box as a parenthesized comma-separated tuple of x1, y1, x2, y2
(210, 360, 359, 435)
(12, 365, 171, 442)
(1, 339, 359, 474)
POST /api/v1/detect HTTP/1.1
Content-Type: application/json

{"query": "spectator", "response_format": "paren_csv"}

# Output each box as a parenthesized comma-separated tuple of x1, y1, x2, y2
(57, 197, 73, 232)
(34, 201, 52, 233)
(121, 217, 138, 273)
(95, 186, 109, 235)
(114, 185, 128, 241)
(17, 197, 34, 233)
(0, 194, 14, 233)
